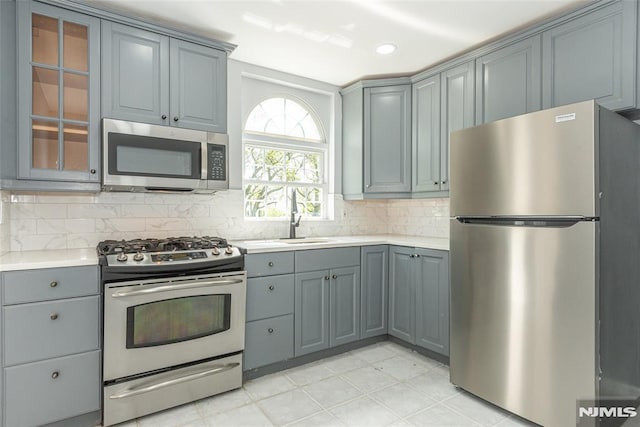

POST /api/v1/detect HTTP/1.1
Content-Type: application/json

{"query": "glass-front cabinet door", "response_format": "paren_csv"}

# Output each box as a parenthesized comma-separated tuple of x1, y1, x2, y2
(17, 1, 100, 183)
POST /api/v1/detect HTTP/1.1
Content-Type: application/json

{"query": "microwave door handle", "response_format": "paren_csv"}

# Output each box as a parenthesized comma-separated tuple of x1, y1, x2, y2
(109, 362, 240, 399)
(201, 142, 208, 180)
(111, 278, 244, 298)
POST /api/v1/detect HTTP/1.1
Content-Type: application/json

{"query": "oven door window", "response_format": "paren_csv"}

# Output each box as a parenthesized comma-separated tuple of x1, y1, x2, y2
(126, 294, 231, 348)
(108, 132, 201, 179)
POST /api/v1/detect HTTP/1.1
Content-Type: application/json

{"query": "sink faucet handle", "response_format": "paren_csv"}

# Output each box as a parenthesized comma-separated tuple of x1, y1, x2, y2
(295, 215, 302, 226)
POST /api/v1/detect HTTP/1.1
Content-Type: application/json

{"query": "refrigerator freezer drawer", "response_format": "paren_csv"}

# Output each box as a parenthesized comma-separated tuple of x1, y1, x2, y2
(449, 219, 597, 427)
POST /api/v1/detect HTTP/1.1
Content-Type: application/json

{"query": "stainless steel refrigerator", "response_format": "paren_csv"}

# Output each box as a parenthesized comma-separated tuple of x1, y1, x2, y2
(449, 100, 640, 427)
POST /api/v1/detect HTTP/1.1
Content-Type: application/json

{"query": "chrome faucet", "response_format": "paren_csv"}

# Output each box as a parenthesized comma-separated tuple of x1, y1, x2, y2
(289, 189, 302, 239)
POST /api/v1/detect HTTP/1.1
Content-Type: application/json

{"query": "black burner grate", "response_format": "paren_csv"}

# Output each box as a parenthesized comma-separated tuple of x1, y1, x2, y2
(96, 236, 228, 256)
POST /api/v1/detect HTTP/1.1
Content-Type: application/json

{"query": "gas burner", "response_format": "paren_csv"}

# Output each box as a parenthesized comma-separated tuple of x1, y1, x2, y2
(97, 236, 229, 256)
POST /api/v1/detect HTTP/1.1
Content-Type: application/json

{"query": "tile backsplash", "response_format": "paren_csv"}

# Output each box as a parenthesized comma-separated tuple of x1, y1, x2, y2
(6, 190, 449, 251)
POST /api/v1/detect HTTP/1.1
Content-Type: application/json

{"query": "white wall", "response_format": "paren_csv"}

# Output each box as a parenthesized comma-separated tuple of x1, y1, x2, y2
(0, 191, 9, 254)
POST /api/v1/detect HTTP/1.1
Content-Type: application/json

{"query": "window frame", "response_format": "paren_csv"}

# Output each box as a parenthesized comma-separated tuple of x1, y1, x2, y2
(242, 97, 329, 221)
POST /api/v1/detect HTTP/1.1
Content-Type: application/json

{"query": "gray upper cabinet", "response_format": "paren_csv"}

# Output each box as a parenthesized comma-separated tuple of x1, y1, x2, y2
(101, 21, 169, 126)
(16, 1, 101, 185)
(360, 246, 388, 339)
(476, 35, 542, 124)
(415, 249, 449, 356)
(102, 22, 227, 132)
(364, 85, 411, 194)
(412, 75, 441, 193)
(542, 1, 637, 111)
(440, 61, 474, 192)
(169, 39, 227, 133)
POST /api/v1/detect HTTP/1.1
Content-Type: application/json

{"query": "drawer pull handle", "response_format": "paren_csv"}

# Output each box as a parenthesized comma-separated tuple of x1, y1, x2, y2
(50, 313, 58, 320)
(324, 276, 329, 280)
(268, 285, 275, 291)
(268, 328, 274, 334)
(50, 281, 58, 288)
(332, 274, 337, 279)
(268, 262, 274, 267)
(51, 371, 59, 379)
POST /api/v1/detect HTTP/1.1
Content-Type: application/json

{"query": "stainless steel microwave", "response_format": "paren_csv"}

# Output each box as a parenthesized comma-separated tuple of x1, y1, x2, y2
(102, 119, 228, 193)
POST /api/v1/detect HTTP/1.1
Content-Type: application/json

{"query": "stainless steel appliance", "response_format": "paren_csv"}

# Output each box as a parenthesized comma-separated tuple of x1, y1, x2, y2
(98, 237, 246, 427)
(102, 118, 228, 193)
(449, 100, 640, 427)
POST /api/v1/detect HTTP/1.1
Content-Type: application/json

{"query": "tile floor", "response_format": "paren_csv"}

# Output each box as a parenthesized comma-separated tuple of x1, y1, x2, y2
(116, 341, 536, 427)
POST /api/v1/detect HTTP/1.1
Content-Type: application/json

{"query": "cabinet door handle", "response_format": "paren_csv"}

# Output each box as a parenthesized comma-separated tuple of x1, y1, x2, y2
(268, 262, 274, 267)
(50, 281, 58, 288)
(173, 116, 179, 122)
(324, 276, 329, 280)
(161, 114, 167, 120)
(434, 181, 438, 185)
(90, 169, 96, 174)
(441, 181, 446, 184)
(268, 285, 275, 291)
(51, 371, 59, 379)
(267, 328, 274, 334)
(332, 274, 337, 279)
(50, 313, 58, 320)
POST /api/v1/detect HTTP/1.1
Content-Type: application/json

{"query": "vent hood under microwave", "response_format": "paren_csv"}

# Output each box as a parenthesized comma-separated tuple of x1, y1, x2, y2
(102, 119, 228, 194)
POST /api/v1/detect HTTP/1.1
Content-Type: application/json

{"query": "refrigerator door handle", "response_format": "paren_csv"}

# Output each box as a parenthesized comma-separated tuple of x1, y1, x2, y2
(455, 216, 597, 227)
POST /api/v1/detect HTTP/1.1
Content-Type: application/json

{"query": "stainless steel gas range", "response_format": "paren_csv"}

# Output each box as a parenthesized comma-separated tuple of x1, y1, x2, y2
(97, 236, 246, 427)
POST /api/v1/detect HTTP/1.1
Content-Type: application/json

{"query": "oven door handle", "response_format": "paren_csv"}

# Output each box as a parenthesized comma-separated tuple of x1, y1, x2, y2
(109, 362, 240, 399)
(110, 278, 244, 298)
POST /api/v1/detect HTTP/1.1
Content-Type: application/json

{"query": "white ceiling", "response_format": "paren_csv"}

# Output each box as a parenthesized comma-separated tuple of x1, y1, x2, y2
(87, 0, 590, 87)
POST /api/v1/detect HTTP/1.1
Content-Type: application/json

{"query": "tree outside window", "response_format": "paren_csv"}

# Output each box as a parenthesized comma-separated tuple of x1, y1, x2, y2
(243, 98, 327, 219)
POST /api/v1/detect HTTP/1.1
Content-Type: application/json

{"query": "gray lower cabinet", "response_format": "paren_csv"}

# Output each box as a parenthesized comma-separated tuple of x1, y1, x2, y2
(102, 21, 227, 133)
(364, 85, 411, 194)
(360, 245, 388, 339)
(1, 265, 101, 427)
(542, 0, 637, 111)
(389, 246, 449, 356)
(294, 270, 331, 356)
(476, 35, 542, 124)
(294, 248, 361, 357)
(244, 253, 295, 370)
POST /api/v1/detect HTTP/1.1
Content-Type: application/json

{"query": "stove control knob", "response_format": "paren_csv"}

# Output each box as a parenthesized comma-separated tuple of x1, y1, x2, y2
(211, 246, 220, 256)
(133, 252, 145, 262)
(225, 245, 233, 255)
(116, 252, 128, 262)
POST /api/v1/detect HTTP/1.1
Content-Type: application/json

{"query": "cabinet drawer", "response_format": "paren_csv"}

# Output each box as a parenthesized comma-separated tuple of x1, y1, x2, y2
(3, 266, 99, 304)
(244, 315, 293, 370)
(245, 252, 294, 277)
(4, 296, 100, 366)
(5, 350, 101, 427)
(246, 275, 294, 321)
(295, 247, 360, 272)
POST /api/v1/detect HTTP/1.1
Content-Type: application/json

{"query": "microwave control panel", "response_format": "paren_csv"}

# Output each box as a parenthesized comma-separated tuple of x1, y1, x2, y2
(207, 144, 227, 181)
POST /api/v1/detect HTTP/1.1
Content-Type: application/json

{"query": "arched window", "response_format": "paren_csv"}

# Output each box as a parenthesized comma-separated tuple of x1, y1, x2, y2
(243, 97, 327, 218)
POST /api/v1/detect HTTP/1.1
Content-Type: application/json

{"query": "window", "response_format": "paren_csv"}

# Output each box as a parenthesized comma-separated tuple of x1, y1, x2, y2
(243, 97, 327, 219)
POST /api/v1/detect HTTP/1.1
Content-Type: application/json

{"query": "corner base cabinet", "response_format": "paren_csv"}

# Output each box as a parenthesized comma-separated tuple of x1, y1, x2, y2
(389, 246, 449, 356)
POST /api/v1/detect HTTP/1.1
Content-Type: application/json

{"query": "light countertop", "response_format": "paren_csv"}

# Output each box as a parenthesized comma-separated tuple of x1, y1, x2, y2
(0, 249, 99, 272)
(0, 235, 449, 271)
(231, 234, 449, 254)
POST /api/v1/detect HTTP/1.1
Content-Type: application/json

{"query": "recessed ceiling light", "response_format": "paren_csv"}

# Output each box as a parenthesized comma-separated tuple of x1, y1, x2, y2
(376, 44, 396, 55)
